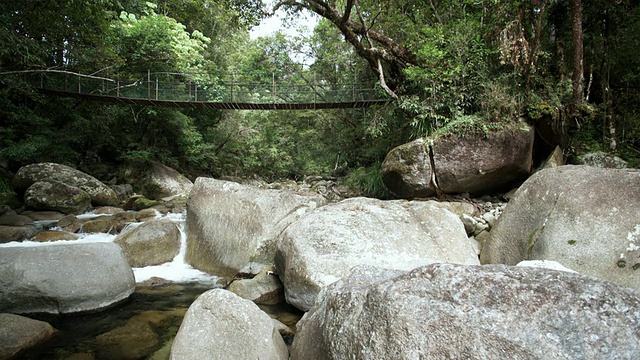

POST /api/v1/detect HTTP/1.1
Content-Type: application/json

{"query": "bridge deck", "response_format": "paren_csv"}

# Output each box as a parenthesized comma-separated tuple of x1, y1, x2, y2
(39, 88, 390, 110)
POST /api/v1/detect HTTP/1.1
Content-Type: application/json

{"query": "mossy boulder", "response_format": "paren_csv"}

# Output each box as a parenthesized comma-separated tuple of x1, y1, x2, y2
(23, 180, 91, 215)
(381, 138, 435, 198)
(13, 163, 118, 206)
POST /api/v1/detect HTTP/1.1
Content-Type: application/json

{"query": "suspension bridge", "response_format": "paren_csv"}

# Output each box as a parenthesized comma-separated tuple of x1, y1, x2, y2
(1, 70, 390, 110)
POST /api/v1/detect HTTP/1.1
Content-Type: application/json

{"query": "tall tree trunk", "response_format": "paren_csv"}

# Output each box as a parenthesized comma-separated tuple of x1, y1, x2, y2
(570, 0, 584, 105)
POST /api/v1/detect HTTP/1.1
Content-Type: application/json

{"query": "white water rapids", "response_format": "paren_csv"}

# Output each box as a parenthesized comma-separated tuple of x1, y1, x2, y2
(0, 210, 220, 284)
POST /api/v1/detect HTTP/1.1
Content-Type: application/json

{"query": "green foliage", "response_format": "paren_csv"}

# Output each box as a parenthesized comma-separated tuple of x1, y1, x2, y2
(0, 176, 11, 195)
(403, 17, 492, 137)
(344, 163, 393, 200)
(112, 6, 212, 77)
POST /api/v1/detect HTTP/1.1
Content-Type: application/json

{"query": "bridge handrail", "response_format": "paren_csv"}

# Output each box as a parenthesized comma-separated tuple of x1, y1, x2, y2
(0, 69, 388, 105)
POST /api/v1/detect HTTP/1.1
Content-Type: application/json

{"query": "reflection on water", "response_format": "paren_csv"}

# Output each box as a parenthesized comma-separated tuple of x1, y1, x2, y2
(23, 283, 214, 360)
(23, 283, 304, 359)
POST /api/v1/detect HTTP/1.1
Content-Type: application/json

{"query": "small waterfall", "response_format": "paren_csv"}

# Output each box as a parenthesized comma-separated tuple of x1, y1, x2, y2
(132, 211, 220, 284)
(0, 210, 220, 285)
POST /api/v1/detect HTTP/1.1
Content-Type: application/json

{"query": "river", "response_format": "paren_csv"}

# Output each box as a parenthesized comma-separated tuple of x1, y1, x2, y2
(2, 211, 302, 359)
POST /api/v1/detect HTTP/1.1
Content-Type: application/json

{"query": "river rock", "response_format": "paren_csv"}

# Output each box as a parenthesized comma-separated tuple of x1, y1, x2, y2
(31, 230, 79, 242)
(0, 313, 57, 359)
(171, 289, 288, 360)
(291, 264, 640, 359)
(121, 162, 193, 200)
(93, 206, 125, 215)
(381, 138, 435, 198)
(275, 197, 479, 311)
(0, 213, 33, 226)
(481, 165, 640, 291)
(577, 152, 628, 168)
(432, 122, 535, 194)
(0, 224, 39, 244)
(185, 177, 326, 277)
(13, 162, 119, 206)
(114, 218, 181, 267)
(80, 215, 127, 234)
(0, 242, 135, 314)
(228, 265, 284, 305)
(111, 183, 133, 201)
(24, 180, 92, 214)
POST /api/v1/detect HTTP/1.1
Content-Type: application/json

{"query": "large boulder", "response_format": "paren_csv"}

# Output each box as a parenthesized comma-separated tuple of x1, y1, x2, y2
(13, 163, 119, 206)
(381, 122, 535, 197)
(114, 218, 181, 267)
(481, 165, 640, 291)
(185, 177, 326, 277)
(0, 313, 57, 359)
(122, 162, 193, 200)
(171, 289, 288, 360)
(431, 122, 535, 194)
(381, 138, 435, 198)
(24, 180, 92, 214)
(291, 264, 640, 359)
(0, 242, 135, 314)
(275, 197, 479, 311)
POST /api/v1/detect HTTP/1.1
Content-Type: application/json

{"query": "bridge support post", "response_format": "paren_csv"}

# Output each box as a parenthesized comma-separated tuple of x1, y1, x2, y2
(147, 70, 151, 99)
(272, 73, 276, 104)
(155, 76, 159, 100)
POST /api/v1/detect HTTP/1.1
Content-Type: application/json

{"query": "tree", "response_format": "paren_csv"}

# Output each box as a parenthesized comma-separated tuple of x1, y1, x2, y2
(112, 4, 212, 77)
(275, 0, 421, 98)
(570, 0, 584, 106)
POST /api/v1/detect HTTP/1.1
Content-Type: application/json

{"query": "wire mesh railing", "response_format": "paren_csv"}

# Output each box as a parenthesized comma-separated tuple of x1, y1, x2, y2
(3, 70, 387, 105)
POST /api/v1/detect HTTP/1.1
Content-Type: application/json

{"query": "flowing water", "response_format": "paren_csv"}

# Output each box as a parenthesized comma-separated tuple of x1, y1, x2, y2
(3, 211, 303, 360)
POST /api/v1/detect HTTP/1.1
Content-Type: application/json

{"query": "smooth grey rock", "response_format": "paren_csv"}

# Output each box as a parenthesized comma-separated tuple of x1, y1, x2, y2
(24, 180, 92, 215)
(148, 162, 193, 199)
(481, 165, 640, 292)
(275, 197, 479, 311)
(171, 289, 288, 360)
(292, 263, 640, 360)
(115, 219, 181, 267)
(13, 162, 119, 206)
(185, 177, 326, 277)
(0, 242, 135, 314)
(121, 162, 192, 200)
(0, 313, 57, 359)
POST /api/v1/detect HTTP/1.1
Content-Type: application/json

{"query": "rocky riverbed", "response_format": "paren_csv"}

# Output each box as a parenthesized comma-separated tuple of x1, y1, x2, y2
(1, 161, 640, 359)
